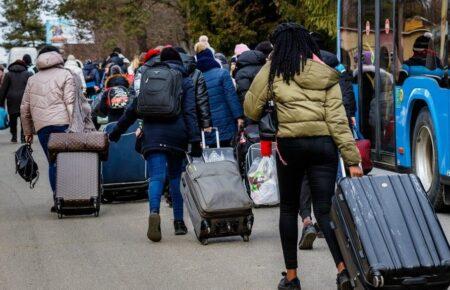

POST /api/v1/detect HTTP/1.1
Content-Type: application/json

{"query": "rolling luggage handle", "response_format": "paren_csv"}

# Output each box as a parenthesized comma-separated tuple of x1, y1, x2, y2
(339, 157, 362, 179)
(201, 127, 220, 149)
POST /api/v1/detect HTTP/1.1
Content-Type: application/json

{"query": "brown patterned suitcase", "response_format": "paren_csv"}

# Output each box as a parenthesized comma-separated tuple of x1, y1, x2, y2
(48, 132, 109, 162)
(54, 152, 101, 218)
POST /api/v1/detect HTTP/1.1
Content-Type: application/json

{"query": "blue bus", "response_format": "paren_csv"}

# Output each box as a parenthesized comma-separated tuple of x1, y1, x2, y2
(338, 0, 450, 210)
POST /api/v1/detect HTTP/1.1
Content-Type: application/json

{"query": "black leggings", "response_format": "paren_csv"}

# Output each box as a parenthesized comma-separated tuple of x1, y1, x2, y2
(276, 136, 343, 269)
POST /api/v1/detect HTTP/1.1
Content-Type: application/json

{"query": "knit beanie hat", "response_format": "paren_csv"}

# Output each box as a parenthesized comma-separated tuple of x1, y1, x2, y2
(234, 44, 250, 57)
(144, 49, 161, 62)
(160, 47, 182, 62)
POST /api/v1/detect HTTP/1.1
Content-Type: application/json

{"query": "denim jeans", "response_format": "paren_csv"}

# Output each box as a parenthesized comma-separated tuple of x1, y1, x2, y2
(146, 152, 184, 221)
(276, 136, 343, 269)
(37, 125, 69, 195)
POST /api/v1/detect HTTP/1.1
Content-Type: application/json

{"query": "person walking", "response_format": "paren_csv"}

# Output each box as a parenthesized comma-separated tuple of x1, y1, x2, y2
(244, 23, 362, 290)
(95, 65, 131, 122)
(83, 60, 100, 97)
(196, 46, 243, 146)
(22, 54, 38, 74)
(0, 59, 33, 143)
(20, 46, 77, 207)
(109, 47, 199, 242)
(65, 54, 86, 94)
(233, 48, 267, 104)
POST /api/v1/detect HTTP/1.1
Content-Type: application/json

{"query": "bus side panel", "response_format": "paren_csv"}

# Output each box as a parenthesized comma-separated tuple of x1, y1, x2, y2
(395, 77, 449, 177)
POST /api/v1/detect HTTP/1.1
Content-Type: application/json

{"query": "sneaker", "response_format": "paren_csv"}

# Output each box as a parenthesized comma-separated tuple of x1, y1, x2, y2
(11, 136, 17, 143)
(147, 213, 162, 242)
(314, 223, 324, 238)
(174, 220, 188, 235)
(299, 223, 317, 250)
(337, 269, 352, 290)
(278, 272, 301, 290)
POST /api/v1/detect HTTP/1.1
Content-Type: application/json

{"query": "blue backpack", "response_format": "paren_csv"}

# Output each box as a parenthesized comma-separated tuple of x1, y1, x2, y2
(0, 107, 8, 130)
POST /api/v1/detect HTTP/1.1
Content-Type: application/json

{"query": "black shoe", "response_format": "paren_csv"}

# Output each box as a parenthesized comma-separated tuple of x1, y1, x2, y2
(11, 136, 17, 143)
(147, 213, 162, 242)
(174, 220, 188, 235)
(314, 223, 324, 239)
(337, 269, 352, 290)
(278, 272, 301, 290)
(299, 224, 317, 250)
(50, 206, 56, 213)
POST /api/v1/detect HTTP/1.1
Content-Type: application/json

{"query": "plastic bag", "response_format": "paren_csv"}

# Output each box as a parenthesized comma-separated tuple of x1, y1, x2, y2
(247, 156, 279, 206)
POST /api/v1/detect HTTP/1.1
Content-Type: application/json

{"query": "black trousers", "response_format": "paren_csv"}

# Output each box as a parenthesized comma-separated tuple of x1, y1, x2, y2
(9, 113, 23, 139)
(276, 136, 343, 269)
(299, 178, 312, 220)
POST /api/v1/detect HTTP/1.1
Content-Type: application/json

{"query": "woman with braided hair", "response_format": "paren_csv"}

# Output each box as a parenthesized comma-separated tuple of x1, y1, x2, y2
(244, 23, 362, 290)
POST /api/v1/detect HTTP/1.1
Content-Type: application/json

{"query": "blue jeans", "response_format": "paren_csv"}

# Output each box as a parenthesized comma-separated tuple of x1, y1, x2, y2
(37, 125, 69, 195)
(146, 152, 184, 221)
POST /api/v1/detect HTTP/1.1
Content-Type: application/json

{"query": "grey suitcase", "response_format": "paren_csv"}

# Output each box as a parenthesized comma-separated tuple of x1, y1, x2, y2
(181, 159, 254, 245)
(55, 152, 101, 218)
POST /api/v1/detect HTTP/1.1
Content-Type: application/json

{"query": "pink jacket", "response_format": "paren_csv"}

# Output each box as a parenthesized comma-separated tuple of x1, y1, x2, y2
(20, 52, 76, 135)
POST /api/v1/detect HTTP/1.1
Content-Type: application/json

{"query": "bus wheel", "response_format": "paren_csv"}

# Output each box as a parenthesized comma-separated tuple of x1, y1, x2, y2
(412, 108, 445, 211)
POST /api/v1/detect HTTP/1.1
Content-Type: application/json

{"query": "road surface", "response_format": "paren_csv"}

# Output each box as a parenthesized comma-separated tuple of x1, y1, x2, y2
(0, 132, 449, 290)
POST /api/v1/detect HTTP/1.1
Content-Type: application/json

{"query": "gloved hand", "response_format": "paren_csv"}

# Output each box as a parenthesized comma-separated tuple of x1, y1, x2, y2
(108, 130, 121, 143)
(190, 142, 202, 158)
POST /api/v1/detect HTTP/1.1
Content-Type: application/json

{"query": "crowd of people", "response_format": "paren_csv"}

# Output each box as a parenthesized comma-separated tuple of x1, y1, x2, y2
(2, 23, 364, 290)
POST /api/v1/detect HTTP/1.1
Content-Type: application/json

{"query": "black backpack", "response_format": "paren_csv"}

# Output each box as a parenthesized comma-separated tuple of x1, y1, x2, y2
(15, 144, 39, 189)
(137, 62, 183, 119)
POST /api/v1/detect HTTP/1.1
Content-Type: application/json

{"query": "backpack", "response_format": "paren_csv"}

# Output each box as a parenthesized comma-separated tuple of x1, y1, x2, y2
(107, 86, 130, 110)
(0, 107, 9, 130)
(15, 144, 39, 188)
(136, 62, 183, 119)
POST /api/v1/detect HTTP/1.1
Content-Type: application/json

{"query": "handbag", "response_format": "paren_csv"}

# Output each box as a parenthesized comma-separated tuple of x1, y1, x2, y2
(259, 96, 278, 141)
(15, 144, 39, 189)
(353, 125, 373, 175)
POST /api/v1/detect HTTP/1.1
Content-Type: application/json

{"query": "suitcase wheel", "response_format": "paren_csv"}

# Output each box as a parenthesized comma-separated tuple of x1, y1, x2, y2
(241, 235, 250, 242)
(56, 199, 63, 219)
(57, 212, 63, 219)
(200, 238, 208, 246)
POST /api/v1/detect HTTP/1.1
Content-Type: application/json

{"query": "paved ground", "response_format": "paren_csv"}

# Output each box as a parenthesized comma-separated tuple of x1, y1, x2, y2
(1, 131, 450, 290)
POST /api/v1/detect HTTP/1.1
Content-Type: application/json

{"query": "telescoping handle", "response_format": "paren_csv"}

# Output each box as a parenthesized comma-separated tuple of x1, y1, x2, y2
(339, 156, 347, 178)
(201, 127, 220, 149)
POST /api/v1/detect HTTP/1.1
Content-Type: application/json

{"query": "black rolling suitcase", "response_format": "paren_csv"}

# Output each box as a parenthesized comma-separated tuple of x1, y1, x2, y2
(181, 155, 254, 245)
(331, 163, 450, 289)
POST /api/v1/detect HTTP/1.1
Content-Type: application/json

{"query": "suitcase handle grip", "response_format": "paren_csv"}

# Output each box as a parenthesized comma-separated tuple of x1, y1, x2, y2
(201, 127, 220, 149)
(339, 157, 362, 179)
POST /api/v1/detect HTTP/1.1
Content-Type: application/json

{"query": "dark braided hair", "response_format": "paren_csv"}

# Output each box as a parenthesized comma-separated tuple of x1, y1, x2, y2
(268, 23, 321, 92)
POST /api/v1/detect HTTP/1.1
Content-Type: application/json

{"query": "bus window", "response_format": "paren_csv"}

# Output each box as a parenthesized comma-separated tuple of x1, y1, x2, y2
(340, 0, 358, 75)
(378, 0, 395, 153)
(397, 0, 446, 83)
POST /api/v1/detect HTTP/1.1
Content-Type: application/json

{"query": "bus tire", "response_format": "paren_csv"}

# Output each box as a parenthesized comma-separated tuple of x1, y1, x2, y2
(412, 108, 446, 211)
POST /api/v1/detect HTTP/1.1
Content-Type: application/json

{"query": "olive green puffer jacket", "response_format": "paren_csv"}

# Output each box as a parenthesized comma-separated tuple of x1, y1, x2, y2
(244, 59, 361, 166)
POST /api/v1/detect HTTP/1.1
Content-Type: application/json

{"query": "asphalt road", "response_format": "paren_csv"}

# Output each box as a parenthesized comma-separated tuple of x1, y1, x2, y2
(1, 131, 450, 290)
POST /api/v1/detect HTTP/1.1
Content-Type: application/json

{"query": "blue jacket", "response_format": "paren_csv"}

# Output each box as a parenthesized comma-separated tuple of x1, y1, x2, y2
(109, 60, 200, 156)
(202, 67, 243, 144)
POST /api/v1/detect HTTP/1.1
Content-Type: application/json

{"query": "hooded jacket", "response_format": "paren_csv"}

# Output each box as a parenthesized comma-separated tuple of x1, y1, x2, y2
(109, 60, 200, 156)
(0, 61, 32, 115)
(244, 60, 361, 166)
(83, 62, 100, 88)
(234, 50, 266, 104)
(197, 49, 243, 144)
(20, 51, 76, 135)
(180, 53, 211, 129)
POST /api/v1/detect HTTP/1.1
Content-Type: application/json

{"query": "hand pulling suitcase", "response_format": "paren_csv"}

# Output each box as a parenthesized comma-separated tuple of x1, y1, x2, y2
(181, 157, 254, 245)
(55, 152, 101, 218)
(101, 121, 148, 201)
(331, 160, 450, 289)
(201, 128, 236, 163)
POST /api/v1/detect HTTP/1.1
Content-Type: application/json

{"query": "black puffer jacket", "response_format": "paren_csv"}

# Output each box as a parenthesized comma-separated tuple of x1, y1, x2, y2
(320, 50, 356, 122)
(0, 61, 32, 115)
(234, 50, 266, 104)
(180, 53, 212, 129)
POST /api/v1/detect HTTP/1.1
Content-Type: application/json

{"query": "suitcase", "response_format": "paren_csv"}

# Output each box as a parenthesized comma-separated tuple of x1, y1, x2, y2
(101, 121, 148, 201)
(55, 152, 101, 218)
(181, 158, 254, 245)
(48, 132, 109, 162)
(201, 128, 236, 163)
(331, 163, 450, 289)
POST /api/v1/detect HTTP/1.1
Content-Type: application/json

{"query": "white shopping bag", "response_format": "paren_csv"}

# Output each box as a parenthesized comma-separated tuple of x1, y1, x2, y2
(247, 156, 279, 206)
